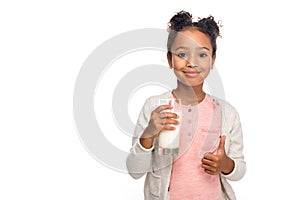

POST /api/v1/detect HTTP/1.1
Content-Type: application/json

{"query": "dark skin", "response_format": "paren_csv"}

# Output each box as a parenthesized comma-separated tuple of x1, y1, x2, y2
(140, 28, 234, 175)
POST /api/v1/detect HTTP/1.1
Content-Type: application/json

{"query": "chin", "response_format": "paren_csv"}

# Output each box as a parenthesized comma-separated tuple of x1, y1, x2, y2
(178, 80, 204, 87)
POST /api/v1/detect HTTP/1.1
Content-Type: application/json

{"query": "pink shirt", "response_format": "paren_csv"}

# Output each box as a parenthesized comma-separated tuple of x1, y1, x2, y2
(169, 94, 223, 200)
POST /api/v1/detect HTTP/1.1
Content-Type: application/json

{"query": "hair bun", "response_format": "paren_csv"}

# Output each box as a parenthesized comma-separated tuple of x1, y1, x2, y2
(197, 16, 220, 40)
(168, 10, 193, 31)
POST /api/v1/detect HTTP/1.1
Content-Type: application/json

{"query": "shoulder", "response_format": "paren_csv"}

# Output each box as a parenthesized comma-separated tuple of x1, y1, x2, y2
(210, 95, 240, 119)
(210, 96, 243, 135)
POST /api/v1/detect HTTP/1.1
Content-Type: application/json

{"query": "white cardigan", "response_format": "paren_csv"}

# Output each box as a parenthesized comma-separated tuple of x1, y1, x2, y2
(126, 92, 246, 200)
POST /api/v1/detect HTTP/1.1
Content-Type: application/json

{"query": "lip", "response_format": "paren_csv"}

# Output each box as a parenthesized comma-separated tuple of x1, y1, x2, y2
(183, 71, 200, 77)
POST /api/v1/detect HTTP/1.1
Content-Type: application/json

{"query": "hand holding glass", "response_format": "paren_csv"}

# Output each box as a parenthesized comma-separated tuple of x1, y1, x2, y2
(158, 98, 182, 156)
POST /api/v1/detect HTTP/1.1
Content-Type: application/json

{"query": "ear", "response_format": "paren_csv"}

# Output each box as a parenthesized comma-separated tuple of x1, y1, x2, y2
(167, 52, 173, 69)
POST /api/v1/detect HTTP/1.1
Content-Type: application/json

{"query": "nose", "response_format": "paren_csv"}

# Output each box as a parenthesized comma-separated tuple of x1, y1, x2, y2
(187, 62, 197, 68)
(186, 53, 199, 68)
(186, 58, 198, 68)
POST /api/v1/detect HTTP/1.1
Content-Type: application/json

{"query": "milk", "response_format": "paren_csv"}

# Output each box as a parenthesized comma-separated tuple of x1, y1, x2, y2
(159, 112, 181, 149)
(157, 98, 182, 156)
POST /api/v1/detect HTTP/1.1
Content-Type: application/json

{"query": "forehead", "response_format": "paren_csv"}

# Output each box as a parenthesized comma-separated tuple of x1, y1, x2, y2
(172, 28, 212, 50)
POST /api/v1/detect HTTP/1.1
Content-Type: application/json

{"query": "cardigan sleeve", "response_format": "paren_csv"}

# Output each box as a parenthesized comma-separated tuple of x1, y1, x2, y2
(221, 103, 246, 181)
(126, 98, 154, 179)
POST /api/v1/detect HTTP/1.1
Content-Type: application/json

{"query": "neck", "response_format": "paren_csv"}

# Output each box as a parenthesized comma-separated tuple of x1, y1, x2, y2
(172, 83, 206, 105)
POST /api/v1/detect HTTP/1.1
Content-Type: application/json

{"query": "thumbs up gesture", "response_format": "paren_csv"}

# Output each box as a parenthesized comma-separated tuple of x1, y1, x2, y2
(201, 136, 235, 175)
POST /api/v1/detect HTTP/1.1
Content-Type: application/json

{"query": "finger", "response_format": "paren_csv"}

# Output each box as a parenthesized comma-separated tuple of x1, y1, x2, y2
(163, 118, 180, 126)
(217, 135, 226, 151)
(201, 157, 216, 166)
(158, 112, 179, 119)
(161, 125, 177, 131)
(204, 169, 218, 175)
(202, 159, 219, 171)
(157, 117, 179, 127)
(202, 164, 218, 174)
(155, 104, 173, 113)
(203, 153, 218, 161)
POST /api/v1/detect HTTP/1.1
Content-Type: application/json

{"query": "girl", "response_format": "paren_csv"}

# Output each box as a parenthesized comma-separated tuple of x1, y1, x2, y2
(126, 11, 246, 200)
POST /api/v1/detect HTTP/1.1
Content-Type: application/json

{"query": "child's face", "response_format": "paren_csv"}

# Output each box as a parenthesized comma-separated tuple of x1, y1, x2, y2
(168, 28, 215, 87)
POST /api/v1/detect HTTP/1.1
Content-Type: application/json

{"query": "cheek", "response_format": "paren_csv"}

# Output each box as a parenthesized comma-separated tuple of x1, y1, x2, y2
(203, 63, 213, 70)
(199, 59, 213, 69)
(172, 57, 187, 68)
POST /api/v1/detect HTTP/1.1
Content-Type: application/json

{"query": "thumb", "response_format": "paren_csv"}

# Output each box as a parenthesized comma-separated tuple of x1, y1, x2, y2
(217, 135, 226, 153)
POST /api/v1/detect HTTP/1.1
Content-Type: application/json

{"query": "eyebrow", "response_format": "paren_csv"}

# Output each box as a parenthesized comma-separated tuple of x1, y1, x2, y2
(175, 46, 210, 51)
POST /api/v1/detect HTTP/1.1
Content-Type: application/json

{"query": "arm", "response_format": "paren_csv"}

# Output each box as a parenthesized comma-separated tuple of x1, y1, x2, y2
(221, 107, 246, 181)
(126, 99, 153, 179)
(126, 97, 179, 179)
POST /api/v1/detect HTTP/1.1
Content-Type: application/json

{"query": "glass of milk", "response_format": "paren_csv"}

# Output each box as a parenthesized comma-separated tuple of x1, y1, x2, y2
(158, 98, 182, 156)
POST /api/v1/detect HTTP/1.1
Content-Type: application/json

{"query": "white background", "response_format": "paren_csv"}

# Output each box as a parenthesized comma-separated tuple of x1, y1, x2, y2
(1, 0, 300, 199)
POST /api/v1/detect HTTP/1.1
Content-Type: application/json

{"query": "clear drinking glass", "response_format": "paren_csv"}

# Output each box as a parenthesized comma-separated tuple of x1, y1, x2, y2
(158, 98, 182, 156)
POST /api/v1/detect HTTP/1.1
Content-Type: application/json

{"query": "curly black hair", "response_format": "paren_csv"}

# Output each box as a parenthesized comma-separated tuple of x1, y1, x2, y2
(167, 10, 221, 57)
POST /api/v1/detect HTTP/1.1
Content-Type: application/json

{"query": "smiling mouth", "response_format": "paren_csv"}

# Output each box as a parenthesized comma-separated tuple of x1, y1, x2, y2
(183, 71, 201, 77)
